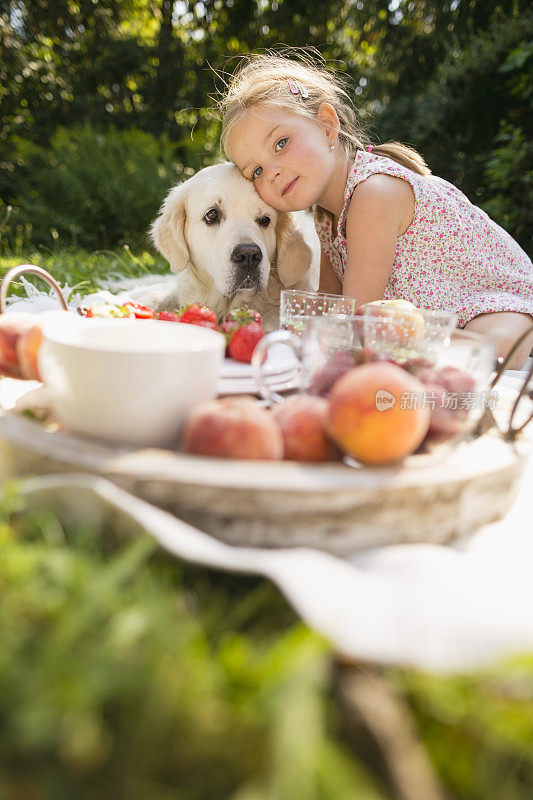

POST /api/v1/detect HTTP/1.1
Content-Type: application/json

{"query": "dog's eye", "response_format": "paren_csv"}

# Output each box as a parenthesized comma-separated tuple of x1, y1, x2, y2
(204, 208, 220, 225)
(257, 216, 271, 228)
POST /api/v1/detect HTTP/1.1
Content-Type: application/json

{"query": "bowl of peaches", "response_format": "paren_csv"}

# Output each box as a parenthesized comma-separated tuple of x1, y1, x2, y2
(178, 299, 494, 467)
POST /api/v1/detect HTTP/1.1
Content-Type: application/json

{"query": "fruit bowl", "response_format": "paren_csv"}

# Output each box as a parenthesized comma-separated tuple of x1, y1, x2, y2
(254, 315, 496, 462)
(0, 374, 531, 554)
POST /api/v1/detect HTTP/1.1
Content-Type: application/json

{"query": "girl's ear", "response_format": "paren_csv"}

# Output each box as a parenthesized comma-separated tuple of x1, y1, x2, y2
(275, 212, 312, 287)
(149, 184, 190, 274)
(317, 102, 340, 143)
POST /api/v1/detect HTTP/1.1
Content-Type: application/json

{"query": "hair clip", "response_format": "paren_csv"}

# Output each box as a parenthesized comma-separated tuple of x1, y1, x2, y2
(287, 79, 299, 95)
(286, 79, 309, 99)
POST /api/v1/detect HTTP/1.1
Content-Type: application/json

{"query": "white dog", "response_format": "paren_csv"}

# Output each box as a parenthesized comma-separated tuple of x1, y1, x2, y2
(146, 161, 319, 330)
(3, 163, 319, 329)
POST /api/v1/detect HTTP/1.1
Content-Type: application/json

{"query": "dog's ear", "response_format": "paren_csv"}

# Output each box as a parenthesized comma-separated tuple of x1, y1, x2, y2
(149, 184, 190, 273)
(275, 212, 312, 287)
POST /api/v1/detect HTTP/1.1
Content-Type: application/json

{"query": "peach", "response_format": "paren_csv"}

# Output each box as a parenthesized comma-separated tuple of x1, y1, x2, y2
(358, 299, 426, 347)
(272, 395, 338, 462)
(415, 364, 477, 442)
(183, 397, 283, 460)
(0, 313, 38, 378)
(327, 362, 431, 465)
(16, 310, 71, 381)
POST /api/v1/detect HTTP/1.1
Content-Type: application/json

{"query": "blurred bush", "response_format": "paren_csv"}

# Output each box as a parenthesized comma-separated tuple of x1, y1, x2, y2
(480, 35, 533, 248)
(0, 484, 387, 800)
(2, 125, 185, 251)
(1, 2, 531, 254)
(372, 11, 533, 253)
(482, 122, 532, 247)
(396, 657, 533, 800)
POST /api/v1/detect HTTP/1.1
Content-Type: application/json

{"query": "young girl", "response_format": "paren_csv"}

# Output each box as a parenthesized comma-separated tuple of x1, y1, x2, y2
(219, 52, 533, 369)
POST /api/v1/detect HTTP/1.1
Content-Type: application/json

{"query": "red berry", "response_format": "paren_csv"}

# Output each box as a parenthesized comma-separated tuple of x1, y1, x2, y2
(228, 322, 265, 363)
(220, 319, 239, 355)
(190, 319, 219, 331)
(220, 318, 239, 341)
(122, 301, 156, 319)
(224, 307, 262, 327)
(179, 303, 218, 326)
(156, 311, 180, 322)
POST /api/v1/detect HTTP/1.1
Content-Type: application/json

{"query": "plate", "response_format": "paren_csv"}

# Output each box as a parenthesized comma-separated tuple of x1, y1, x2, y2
(219, 342, 297, 379)
(217, 369, 299, 396)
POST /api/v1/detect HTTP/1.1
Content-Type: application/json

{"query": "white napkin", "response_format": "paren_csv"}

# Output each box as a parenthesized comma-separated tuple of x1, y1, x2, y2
(2, 274, 176, 314)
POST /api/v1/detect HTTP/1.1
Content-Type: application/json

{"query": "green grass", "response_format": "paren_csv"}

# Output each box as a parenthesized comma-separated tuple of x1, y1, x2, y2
(3, 479, 533, 800)
(0, 244, 169, 301)
(0, 484, 390, 800)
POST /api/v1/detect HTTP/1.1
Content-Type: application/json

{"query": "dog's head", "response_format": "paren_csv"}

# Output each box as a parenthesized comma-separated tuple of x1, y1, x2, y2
(149, 162, 311, 296)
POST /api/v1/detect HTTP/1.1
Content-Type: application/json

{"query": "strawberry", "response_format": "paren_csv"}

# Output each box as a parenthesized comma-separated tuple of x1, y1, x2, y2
(156, 311, 180, 322)
(222, 308, 263, 356)
(220, 318, 240, 341)
(220, 319, 240, 356)
(179, 303, 218, 328)
(228, 321, 265, 363)
(122, 301, 155, 319)
(224, 307, 262, 327)
(191, 319, 219, 331)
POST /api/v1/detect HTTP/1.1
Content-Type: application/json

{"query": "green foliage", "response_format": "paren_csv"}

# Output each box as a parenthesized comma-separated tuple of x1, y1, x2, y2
(0, 485, 389, 800)
(0, 247, 168, 297)
(2, 1, 531, 250)
(482, 123, 533, 249)
(4, 472, 533, 798)
(480, 38, 533, 249)
(2, 125, 184, 250)
(395, 658, 533, 800)
(371, 10, 533, 250)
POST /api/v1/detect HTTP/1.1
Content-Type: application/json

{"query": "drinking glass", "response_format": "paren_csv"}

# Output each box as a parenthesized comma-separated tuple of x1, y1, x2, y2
(279, 289, 358, 335)
(360, 305, 458, 358)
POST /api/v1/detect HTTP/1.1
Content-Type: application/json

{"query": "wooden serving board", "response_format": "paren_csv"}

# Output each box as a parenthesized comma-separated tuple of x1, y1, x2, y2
(0, 380, 530, 555)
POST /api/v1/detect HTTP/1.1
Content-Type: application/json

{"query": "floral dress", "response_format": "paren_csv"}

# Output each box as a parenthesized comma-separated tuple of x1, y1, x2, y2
(315, 150, 533, 327)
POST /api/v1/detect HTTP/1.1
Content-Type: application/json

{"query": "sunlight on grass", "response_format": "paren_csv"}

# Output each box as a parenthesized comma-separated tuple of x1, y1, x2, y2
(0, 245, 169, 298)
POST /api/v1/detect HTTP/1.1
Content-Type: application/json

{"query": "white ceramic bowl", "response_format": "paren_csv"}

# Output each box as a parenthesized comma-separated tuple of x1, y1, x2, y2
(39, 317, 225, 446)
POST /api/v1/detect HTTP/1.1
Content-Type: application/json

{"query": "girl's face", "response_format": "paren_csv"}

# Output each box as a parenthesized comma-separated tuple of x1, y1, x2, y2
(226, 104, 337, 212)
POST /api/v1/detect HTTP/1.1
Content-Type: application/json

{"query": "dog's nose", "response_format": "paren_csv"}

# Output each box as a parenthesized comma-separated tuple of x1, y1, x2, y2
(230, 243, 262, 269)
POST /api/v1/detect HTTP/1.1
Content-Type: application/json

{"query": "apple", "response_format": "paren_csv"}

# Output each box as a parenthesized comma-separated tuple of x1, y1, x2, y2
(357, 299, 426, 347)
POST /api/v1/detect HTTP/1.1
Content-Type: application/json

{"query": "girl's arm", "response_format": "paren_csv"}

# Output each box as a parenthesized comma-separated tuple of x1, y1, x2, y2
(464, 311, 533, 370)
(342, 174, 414, 306)
(318, 246, 342, 293)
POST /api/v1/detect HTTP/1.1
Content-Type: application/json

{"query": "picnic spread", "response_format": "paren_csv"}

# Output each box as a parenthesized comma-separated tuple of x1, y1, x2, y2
(1, 264, 532, 673)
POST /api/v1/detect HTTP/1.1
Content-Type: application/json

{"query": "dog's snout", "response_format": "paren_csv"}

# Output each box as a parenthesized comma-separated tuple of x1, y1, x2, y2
(230, 243, 262, 269)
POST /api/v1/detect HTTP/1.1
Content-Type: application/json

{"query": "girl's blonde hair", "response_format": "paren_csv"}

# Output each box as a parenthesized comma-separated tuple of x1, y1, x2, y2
(218, 51, 431, 180)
